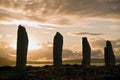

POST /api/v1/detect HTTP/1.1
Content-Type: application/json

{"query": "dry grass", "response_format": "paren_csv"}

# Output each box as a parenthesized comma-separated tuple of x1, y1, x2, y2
(0, 65, 120, 80)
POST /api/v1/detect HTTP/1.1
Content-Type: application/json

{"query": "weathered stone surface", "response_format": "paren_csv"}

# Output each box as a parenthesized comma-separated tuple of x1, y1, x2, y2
(104, 41, 115, 66)
(82, 37, 91, 67)
(16, 25, 28, 71)
(53, 32, 63, 66)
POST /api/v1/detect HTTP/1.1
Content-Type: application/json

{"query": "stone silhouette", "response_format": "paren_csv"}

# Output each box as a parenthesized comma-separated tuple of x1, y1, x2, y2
(53, 32, 63, 66)
(16, 25, 29, 71)
(82, 37, 91, 67)
(104, 41, 115, 66)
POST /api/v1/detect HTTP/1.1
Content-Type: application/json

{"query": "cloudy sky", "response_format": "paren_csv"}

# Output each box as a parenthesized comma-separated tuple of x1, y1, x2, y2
(0, 0, 120, 62)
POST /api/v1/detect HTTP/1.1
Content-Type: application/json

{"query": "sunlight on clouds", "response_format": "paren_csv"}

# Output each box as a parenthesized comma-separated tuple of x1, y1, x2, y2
(36, 57, 52, 62)
(0, 35, 2, 38)
(0, 19, 62, 28)
(10, 38, 42, 51)
(28, 39, 42, 50)
(6, 34, 12, 37)
(110, 25, 120, 30)
(0, 20, 41, 28)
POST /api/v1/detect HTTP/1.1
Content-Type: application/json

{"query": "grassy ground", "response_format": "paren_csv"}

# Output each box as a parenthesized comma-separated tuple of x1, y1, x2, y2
(0, 65, 120, 80)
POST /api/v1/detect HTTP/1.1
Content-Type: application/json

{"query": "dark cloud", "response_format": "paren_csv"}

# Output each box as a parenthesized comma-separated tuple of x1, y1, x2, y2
(62, 0, 120, 19)
(53, 17, 72, 25)
(0, 41, 81, 61)
(111, 39, 120, 55)
(27, 39, 120, 60)
(91, 50, 103, 58)
(63, 49, 81, 59)
(0, 0, 120, 24)
(0, 38, 120, 63)
(111, 39, 120, 48)
(67, 31, 103, 37)
(91, 38, 120, 55)
(91, 39, 106, 49)
(0, 9, 15, 21)
(0, 8, 26, 21)
(28, 42, 81, 60)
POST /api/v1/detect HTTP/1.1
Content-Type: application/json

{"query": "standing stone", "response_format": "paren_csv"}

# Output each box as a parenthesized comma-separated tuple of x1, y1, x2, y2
(104, 47, 108, 66)
(82, 37, 91, 67)
(53, 32, 63, 66)
(104, 41, 115, 66)
(16, 25, 28, 71)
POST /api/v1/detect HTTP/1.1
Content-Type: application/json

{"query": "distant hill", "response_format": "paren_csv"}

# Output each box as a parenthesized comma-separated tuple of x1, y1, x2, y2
(0, 57, 120, 66)
(0, 57, 15, 66)
(63, 59, 120, 64)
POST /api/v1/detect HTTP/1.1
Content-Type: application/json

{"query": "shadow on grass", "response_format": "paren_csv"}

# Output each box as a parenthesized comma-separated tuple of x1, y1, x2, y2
(0, 65, 120, 80)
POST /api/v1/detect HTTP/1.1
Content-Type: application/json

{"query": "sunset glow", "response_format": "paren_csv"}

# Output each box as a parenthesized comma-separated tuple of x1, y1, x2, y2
(0, 0, 120, 62)
(1, 20, 40, 27)
(28, 39, 42, 50)
(10, 39, 41, 50)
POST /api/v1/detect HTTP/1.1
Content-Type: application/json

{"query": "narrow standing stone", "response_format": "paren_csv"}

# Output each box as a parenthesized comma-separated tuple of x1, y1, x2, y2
(16, 25, 28, 71)
(104, 41, 115, 66)
(53, 32, 63, 66)
(82, 37, 91, 67)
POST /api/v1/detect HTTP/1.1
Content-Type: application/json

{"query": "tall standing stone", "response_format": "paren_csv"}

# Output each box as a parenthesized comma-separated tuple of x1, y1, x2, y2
(104, 41, 115, 66)
(53, 32, 63, 66)
(82, 37, 91, 67)
(16, 25, 28, 71)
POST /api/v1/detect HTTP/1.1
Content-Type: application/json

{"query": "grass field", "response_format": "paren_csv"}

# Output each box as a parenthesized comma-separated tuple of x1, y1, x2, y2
(0, 64, 120, 80)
